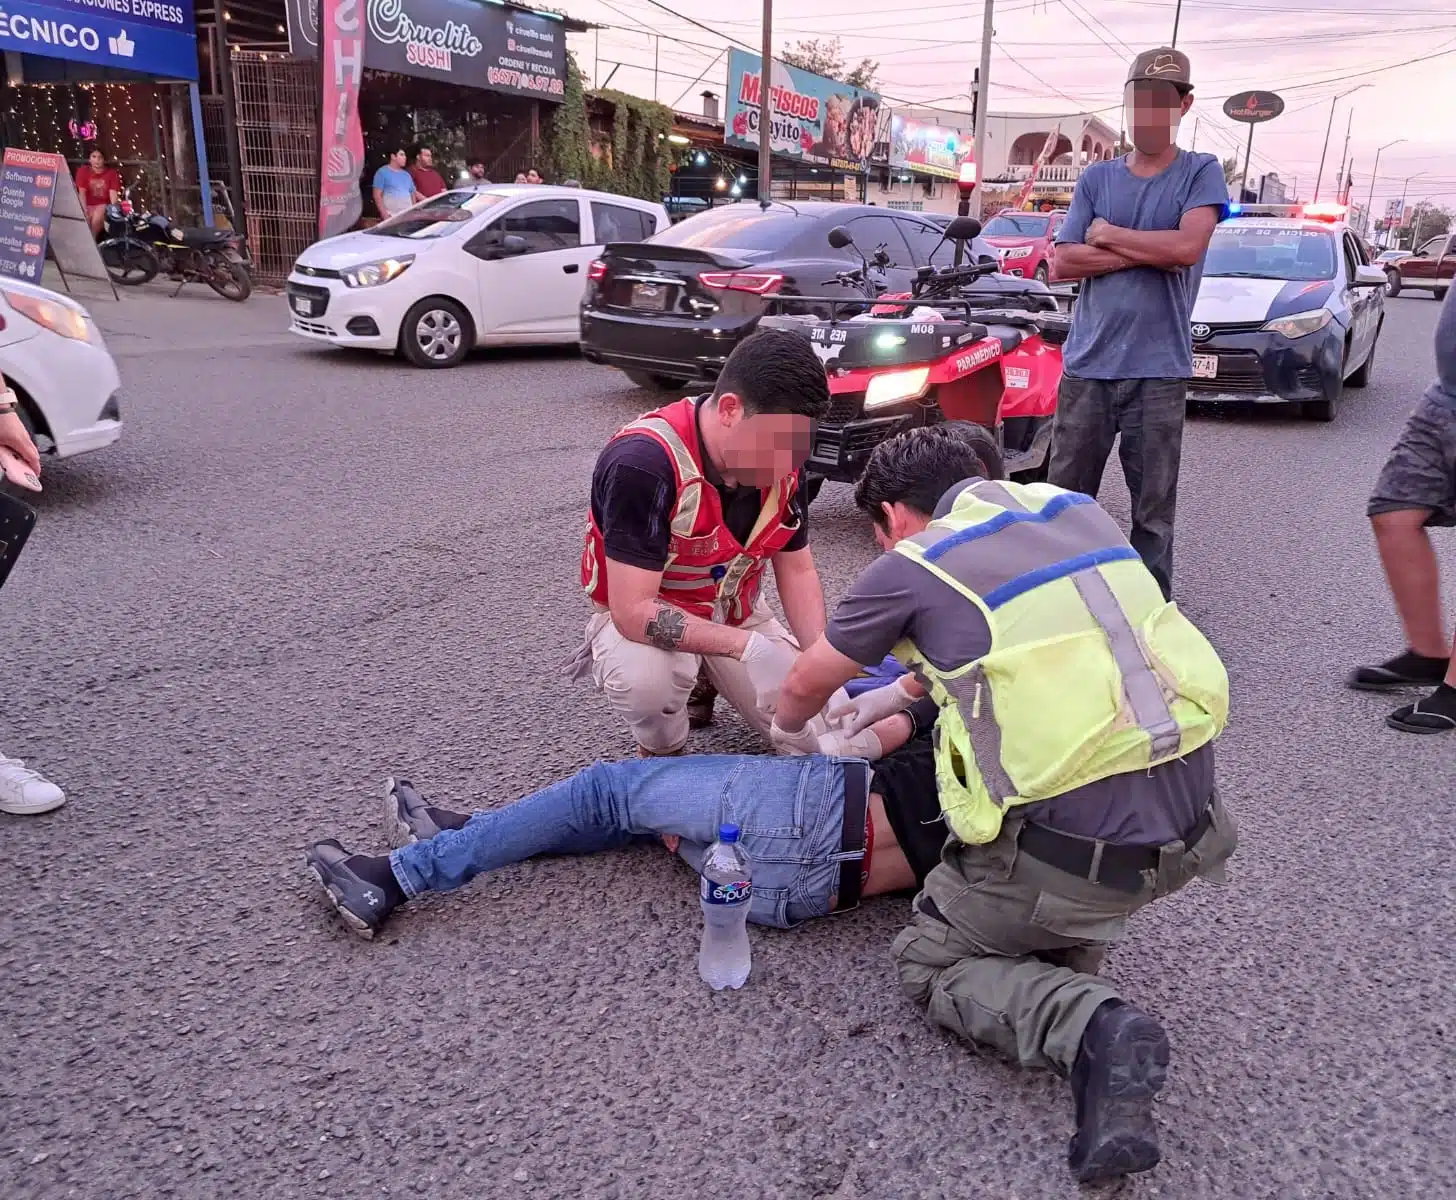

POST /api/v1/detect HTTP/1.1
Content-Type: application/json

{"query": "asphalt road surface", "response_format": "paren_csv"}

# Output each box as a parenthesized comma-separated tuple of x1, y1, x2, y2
(3, 285, 1452, 1199)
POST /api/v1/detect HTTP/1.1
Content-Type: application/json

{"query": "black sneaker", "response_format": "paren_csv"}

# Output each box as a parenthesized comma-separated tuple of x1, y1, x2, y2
(1348, 650, 1450, 691)
(305, 839, 399, 939)
(383, 776, 444, 847)
(1067, 1001, 1170, 1184)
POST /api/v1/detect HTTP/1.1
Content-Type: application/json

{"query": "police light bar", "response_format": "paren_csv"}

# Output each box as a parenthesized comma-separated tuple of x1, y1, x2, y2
(1300, 203, 1347, 222)
(957, 160, 978, 195)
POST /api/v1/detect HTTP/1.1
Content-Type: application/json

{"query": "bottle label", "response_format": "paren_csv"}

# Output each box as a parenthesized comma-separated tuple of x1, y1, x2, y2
(701, 876, 751, 905)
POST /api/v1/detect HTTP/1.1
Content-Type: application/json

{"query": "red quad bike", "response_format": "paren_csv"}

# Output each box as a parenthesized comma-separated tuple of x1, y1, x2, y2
(760, 215, 1068, 502)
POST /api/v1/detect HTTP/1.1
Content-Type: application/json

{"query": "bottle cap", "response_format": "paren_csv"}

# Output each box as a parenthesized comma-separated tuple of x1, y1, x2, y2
(718, 823, 740, 843)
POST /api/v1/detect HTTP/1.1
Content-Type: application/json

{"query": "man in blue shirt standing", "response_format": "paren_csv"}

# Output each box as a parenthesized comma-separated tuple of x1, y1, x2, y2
(371, 147, 420, 219)
(1050, 48, 1227, 599)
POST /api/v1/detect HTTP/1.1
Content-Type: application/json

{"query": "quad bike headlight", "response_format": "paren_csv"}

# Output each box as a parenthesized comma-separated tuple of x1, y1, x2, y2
(864, 367, 931, 412)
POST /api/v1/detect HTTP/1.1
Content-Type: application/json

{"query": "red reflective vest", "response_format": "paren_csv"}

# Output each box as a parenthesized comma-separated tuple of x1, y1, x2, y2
(581, 397, 802, 625)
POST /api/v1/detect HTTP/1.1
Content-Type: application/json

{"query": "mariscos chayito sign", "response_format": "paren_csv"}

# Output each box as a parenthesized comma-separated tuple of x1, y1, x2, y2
(724, 48, 881, 170)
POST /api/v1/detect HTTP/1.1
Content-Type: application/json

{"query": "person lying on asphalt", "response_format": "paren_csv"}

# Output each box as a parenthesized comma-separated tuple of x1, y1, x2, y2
(769, 422, 1237, 1186)
(566, 328, 831, 757)
(305, 700, 942, 940)
(1349, 285, 1456, 733)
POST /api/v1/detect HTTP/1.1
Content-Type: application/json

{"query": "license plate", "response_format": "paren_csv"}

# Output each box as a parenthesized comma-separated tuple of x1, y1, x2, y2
(1192, 354, 1218, 379)
(630, 282, 669, 311)
(292, 296, 316, 316)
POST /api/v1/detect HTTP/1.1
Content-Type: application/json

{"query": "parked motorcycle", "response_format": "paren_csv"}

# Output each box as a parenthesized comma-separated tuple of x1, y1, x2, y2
(760, 216, 1068, 499)
(99, 185, 253, 302)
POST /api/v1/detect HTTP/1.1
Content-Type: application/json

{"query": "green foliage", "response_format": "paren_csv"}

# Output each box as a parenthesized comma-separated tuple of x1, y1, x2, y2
(549, 57, 674, 200)
(550, 53, 594, 185)
(782, 36, 879, 91)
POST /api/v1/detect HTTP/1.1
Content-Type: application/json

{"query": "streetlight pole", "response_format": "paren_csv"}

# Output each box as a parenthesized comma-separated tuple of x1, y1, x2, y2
(758, 0, 773, 207)
(972, 0, 994, 219)
(1366, 138, 1406, 241)
(1313, 84, 1370, 203)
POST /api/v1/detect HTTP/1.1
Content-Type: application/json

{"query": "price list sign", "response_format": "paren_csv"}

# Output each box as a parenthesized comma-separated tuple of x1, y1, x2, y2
(0, 148, 64, 283)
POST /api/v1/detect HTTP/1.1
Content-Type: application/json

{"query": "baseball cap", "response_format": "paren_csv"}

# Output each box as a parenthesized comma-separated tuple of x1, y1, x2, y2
(1127, 47, 1193, 93)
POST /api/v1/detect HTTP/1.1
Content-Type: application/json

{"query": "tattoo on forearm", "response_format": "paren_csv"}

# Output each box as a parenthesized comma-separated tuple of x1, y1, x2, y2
(644, 604, 687, 651)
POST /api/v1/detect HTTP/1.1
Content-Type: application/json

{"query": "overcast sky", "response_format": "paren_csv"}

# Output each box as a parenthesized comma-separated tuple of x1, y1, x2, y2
(564, 0, 1456, 219)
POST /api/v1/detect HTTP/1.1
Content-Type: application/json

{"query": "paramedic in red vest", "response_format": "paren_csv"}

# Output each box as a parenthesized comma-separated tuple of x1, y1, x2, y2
(576, 329, 832, 755)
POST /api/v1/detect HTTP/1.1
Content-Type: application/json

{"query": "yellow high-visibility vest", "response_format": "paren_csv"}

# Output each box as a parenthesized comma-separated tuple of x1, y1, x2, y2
(892, 479, 1229, 845)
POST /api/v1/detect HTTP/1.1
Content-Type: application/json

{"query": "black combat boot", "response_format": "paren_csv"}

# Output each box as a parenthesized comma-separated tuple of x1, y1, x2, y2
(1067, 999, 1170, 1183)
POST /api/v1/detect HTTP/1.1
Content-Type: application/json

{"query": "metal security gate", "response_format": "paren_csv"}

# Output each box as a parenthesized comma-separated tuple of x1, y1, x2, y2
(231, 51, 318, 286)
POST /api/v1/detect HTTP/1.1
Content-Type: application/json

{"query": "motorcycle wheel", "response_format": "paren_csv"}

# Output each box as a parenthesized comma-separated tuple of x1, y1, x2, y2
(207, 260, 253, 302)
(100, 238, 159, 286)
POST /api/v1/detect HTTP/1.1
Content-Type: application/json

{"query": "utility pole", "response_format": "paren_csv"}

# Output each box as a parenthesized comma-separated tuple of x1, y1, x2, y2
(759, 0, 773, 206)
(1336, 106, 1353, 201)
(972, 0, 993, 218)
(1313, 84, 1369, 203)
(1189, 116, 1198, 151)
(1171, 0, 1183, 48)
(653, 34, 660, 102)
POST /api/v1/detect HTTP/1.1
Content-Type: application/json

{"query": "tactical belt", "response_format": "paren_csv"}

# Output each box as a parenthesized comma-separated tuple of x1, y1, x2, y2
(1017, 803, 1216, 894)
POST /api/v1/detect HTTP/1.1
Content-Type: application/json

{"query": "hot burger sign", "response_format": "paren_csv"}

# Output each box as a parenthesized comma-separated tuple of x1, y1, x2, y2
(1222, 90, 1284, 124)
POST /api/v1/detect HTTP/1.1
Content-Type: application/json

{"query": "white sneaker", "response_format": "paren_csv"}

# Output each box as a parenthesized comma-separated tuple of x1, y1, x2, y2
(0, 755, 66, 815)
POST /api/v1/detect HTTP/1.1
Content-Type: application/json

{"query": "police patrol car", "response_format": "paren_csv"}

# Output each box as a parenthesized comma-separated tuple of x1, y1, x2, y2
(1188, 203, 1387, 421)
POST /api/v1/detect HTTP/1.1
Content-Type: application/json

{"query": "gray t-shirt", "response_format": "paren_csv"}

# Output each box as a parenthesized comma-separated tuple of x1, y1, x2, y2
(1426, 286, 1456, 410)
(826, 480, 1214, 844)
(1057, 151, 1228, 381)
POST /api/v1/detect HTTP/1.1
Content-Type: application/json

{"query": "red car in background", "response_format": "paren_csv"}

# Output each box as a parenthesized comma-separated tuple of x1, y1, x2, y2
(979, 209, 1067, 285)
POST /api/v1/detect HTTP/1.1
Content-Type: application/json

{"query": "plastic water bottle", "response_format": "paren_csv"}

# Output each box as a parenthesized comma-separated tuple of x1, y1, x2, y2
(698, 823, 753, 990)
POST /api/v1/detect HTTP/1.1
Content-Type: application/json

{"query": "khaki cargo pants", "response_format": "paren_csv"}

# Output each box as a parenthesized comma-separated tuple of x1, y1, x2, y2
(578, 602, 798, 753)
(891, 793, 1238, 1074)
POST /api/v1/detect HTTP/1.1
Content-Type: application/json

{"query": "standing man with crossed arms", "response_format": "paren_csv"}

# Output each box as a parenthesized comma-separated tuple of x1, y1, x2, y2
(1050, 47, 1227, 600)
(568, 329, 832, 755)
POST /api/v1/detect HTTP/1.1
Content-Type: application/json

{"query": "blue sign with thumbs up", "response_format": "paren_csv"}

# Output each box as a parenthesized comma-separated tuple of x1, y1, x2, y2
(0, 0, 198, 80)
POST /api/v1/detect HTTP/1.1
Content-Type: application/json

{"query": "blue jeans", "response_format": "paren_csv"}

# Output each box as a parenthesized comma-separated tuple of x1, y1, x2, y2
(389, 755, 869, 928)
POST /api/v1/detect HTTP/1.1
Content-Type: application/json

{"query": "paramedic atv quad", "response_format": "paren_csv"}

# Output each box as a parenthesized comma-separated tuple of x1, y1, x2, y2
(760, 216, 1069, 502)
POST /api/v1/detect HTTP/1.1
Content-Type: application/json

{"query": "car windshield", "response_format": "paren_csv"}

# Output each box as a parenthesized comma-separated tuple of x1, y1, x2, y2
(1204, 225, 1337, 281)
(650, 206, 805, 254)
(367, 191, 506, 239)
(1376, 250, 1405, 261)
(982, 214, 1050, 238)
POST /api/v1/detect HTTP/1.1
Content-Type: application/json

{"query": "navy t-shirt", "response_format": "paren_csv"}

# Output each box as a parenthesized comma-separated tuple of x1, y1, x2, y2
(1057, 150, 1228, 380)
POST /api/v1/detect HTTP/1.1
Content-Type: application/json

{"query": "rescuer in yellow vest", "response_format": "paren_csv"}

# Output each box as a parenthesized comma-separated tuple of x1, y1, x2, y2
(771, 422, 1238, 1185)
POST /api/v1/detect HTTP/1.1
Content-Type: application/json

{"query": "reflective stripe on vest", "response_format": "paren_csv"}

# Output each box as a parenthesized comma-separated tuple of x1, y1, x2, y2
(621, 415, 704, 540)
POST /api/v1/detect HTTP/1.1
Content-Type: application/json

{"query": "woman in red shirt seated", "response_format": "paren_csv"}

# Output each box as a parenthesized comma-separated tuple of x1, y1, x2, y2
(74, 147, 121, 237)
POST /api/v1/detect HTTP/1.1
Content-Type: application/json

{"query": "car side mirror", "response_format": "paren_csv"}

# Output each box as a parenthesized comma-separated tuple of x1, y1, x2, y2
(1353, 264, 1387, 288)
(978, 253, 999, 268)
(827, 226, 854, 249)
(500, 234, 529, 257)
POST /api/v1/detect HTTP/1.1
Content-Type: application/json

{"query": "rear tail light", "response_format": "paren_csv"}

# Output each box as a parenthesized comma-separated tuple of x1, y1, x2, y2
(698, 271, 784, 295)
(587, 259, 607, 282)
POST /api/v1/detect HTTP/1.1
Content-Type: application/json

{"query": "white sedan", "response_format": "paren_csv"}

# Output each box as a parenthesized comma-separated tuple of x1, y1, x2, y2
(286, 184, 669, 368)
(0, 280, 122, 458)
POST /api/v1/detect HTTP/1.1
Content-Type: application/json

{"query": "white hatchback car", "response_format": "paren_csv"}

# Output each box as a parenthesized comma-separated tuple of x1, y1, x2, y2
(0, 280, 122, 458)
(286, 184, 669, 368)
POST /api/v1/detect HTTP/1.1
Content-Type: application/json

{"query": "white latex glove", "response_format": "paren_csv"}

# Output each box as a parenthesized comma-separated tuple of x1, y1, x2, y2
(740, 631, 799, 713)
(816, 725, 885, 761)
(826, 676, 919, 735)
(770, 717, 823, 756)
